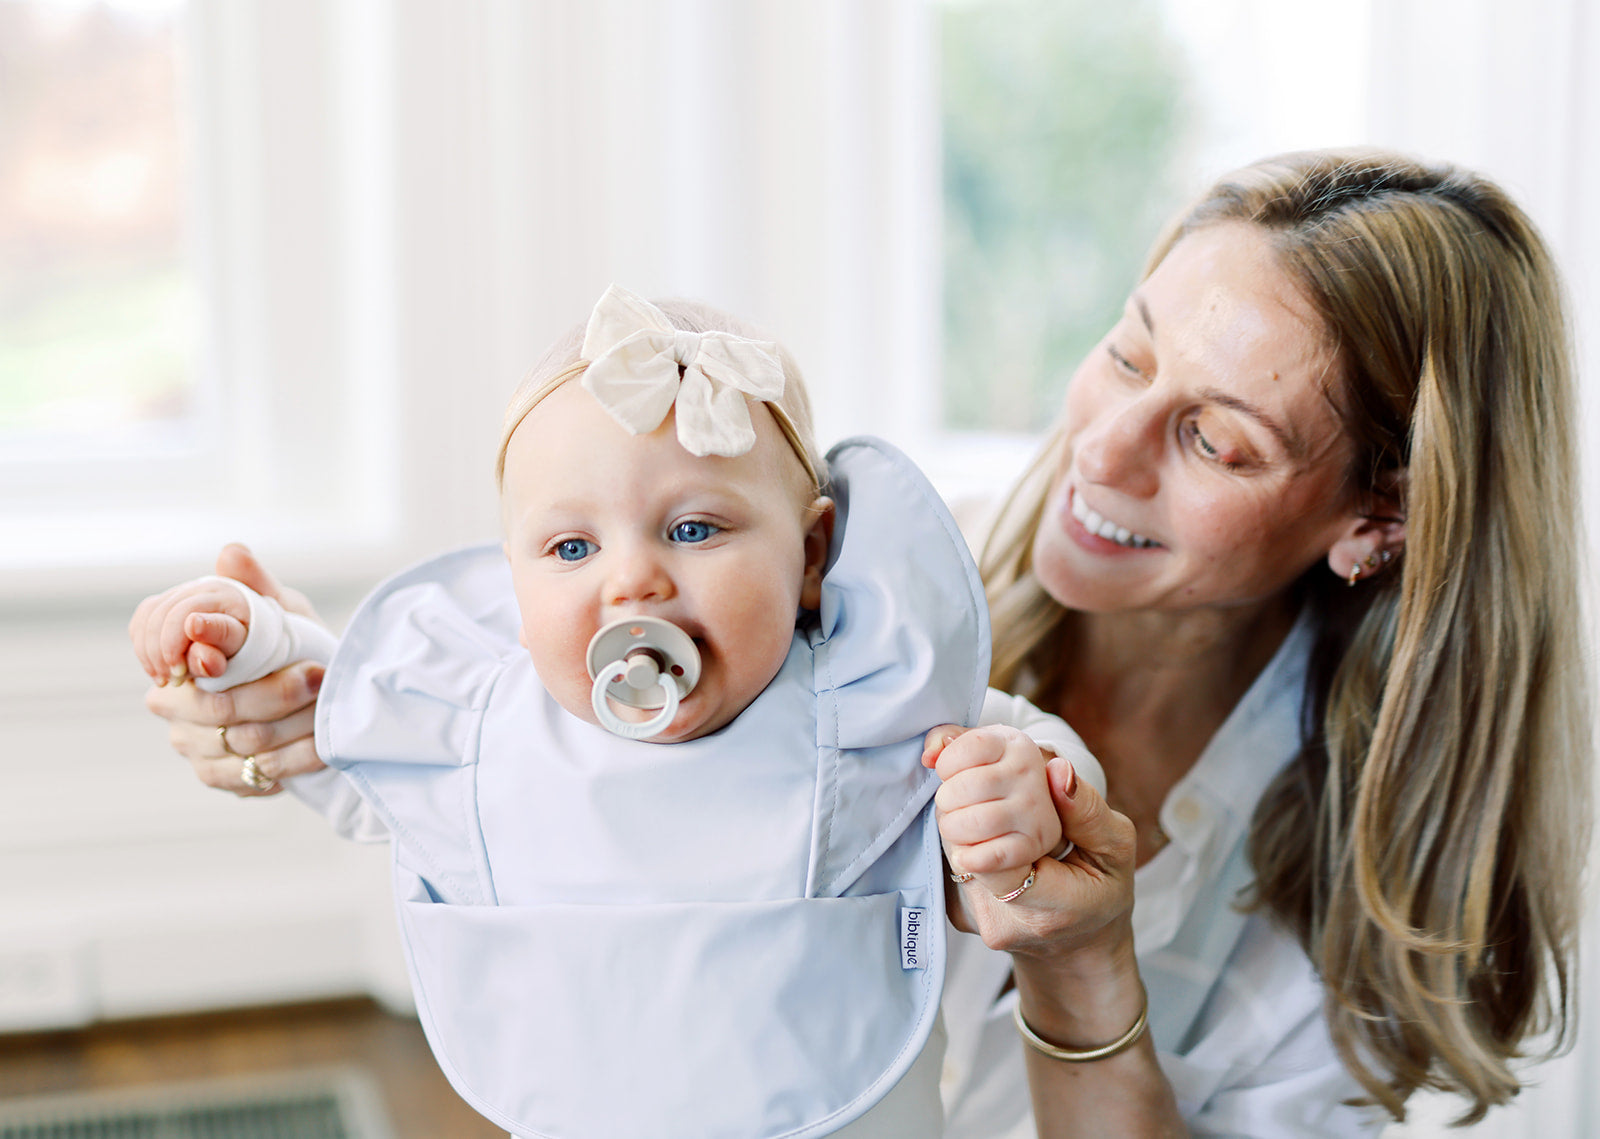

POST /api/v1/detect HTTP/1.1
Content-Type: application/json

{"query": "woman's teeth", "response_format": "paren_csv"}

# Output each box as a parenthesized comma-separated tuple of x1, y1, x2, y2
(1071, 492, 1159, 549)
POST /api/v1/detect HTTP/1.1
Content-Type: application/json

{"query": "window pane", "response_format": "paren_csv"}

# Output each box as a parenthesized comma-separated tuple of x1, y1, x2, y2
(940, 0, 1189, 434)
(0, 0, 196, 448)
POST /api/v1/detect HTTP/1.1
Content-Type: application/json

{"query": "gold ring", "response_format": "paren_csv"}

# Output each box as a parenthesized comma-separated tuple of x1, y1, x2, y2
(994, 861, 1039, 903)
(948, 869, 976, 885)
(240, 756, 276, 792)
(217, 724, 244, 758)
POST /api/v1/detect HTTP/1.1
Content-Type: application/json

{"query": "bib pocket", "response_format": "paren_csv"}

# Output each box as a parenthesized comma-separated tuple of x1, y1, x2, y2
(397, 879, 944, 1139)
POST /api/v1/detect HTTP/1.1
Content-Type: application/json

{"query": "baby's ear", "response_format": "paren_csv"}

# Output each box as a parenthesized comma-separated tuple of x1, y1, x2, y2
(798, 496, 835, 611)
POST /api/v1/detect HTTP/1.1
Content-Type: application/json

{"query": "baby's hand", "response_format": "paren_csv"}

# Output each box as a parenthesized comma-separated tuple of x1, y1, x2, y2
(923, 724, 1065, 896)
(130, 578, 251, 685)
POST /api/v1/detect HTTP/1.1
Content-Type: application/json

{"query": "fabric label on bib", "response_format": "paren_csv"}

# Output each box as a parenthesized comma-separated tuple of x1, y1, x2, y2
(900, 907, 926, 970)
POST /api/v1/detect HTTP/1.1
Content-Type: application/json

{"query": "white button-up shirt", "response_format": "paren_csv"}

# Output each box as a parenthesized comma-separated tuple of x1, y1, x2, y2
(939, 613, 1389, 1138)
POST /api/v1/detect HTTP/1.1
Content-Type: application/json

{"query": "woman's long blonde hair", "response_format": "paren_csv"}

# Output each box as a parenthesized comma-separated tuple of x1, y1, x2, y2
(982, 150, 1592, 1122)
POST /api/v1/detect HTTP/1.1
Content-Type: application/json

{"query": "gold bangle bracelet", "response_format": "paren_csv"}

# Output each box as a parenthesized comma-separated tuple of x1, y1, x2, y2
(1013, 985, 1149, 1062)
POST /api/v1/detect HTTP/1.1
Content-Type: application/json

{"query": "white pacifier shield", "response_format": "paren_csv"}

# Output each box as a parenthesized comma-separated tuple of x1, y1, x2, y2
(585, 616, 702, 741)
(585, 616, 701, 708)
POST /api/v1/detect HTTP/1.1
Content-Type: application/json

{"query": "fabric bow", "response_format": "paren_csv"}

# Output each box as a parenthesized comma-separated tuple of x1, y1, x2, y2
(580, 284, 786, 458)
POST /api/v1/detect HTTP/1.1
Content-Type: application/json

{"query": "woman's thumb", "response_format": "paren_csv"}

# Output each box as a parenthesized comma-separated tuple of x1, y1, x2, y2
(1045, 755, 1126, 864)
(1047, 754, 1079, 804)
(213, 543, 319, 621)
(215, 543, 276, 597)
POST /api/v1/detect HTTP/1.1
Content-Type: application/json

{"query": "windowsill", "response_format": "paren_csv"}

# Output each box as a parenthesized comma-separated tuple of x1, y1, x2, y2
(0, 506, 429, 619)
(0, 432, 1043, 617)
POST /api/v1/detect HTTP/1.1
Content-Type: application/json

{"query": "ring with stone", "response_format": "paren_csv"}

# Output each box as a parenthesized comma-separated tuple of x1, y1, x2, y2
(240, 756, 276, 792)
(994, 861, 1040, 903)
(217, 724, 245, 758)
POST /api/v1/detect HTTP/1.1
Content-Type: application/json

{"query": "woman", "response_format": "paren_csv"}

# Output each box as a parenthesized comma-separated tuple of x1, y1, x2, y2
(144, 150, 1591, 1136)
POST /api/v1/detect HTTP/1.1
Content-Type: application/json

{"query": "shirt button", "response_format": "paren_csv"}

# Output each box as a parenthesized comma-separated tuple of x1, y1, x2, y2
(1171, 796, 1203, 826)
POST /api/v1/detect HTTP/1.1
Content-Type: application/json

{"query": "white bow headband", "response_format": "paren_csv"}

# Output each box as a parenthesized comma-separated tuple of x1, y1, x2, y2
(580, 284, 787, 460)
(495, 286, 823, 494)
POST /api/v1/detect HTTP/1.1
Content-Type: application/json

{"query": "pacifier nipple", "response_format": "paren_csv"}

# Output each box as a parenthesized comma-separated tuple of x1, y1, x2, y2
(585, 616, 702, 740)
(621, 652, 662, 692)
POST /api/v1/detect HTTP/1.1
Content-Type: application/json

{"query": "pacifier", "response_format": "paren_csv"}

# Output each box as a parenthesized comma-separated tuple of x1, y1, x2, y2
(585, 616, 702, 740)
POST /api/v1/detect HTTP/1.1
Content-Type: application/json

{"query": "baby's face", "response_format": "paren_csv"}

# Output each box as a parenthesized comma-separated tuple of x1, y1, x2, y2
(501, 381, 832, 742)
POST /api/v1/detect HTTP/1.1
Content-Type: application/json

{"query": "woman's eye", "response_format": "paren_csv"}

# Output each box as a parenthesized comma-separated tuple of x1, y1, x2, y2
(670, 520, 719, 544)
(1184, 420, 1245, 469)
(553, 538, 594, 562)
(1106, 343, 1147, 378)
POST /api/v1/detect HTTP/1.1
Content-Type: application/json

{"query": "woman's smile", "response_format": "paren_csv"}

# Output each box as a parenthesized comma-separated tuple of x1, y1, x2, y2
(1067, 486, 1162, 550)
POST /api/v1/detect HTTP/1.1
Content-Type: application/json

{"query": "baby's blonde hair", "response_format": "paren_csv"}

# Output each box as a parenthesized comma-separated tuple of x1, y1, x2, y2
(495, 298, 827, 502)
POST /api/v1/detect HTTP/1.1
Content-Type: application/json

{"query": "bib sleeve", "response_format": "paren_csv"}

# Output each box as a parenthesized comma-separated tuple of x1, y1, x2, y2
(815, 437, 991, 748)
(313, 545, 523, 904)
(806, 437, 992, 898)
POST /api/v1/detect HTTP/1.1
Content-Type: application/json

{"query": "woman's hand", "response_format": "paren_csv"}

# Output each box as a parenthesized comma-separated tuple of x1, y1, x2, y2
(139, 544, 329, 795)
(933, 744, 1136, 959)
(936, 753, 1182, 1134)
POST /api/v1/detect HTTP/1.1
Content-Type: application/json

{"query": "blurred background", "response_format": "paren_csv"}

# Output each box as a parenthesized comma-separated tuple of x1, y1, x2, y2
(1, 0, 1595, 1134)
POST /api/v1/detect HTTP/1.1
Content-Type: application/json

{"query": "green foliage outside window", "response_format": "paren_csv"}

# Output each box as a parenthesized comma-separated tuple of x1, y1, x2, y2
(942, 0, 1190, 433)
(0, 2, 193, 439)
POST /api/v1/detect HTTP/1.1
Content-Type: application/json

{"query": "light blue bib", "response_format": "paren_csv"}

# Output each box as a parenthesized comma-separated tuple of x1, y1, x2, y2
(313, 437, 990, 1138)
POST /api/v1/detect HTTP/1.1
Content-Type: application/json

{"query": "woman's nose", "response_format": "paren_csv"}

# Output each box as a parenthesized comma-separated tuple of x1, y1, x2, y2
(602, 543, 674, 607)
(1074, 396, 1162, 498)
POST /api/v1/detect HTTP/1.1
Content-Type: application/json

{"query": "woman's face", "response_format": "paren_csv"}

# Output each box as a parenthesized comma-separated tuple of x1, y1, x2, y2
(1033, 221, 1367, 615)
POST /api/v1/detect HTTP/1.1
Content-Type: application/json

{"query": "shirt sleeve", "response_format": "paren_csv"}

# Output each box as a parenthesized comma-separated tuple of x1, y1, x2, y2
(283, 767, 391, 843)
(1182, 1013, 1385, 1138)
(191, 576, 339, 689)
(1163, 915, 1388, 1137)
(978, 687, 1107, 799)
(941, 923, 1387, 1139)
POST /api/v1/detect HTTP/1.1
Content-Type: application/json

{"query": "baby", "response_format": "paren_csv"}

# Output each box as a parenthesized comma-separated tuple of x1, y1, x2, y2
(131, 286, 1100, 1139)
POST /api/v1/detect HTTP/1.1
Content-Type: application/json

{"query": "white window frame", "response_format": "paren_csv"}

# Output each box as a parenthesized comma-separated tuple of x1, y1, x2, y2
(0, 0, 971, 606)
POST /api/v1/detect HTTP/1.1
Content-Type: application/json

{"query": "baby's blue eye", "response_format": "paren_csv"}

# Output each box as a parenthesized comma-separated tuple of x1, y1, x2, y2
(670, 520, 718, 544)
(554, 538, 593, 562)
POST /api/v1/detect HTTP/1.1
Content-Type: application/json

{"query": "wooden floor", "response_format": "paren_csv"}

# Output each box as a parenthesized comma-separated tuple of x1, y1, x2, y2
(0, 998, 505, 1138)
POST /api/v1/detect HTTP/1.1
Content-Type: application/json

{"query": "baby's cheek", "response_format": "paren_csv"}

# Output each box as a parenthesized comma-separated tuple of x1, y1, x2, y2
(754, 619, 802, 684)
(709, 612, 799, 719)
(523, 633, 598, 722)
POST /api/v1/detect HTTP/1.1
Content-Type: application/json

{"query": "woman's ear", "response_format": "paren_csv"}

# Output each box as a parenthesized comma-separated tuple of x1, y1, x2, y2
(799, 496, 836, 610)
(1326, 470, 1406, 583)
